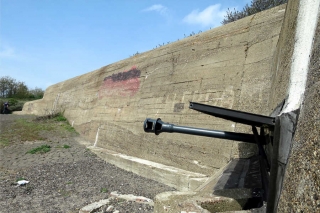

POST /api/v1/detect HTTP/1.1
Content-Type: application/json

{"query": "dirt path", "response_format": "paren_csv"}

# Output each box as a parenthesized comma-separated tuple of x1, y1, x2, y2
(0, 114, 175, 213)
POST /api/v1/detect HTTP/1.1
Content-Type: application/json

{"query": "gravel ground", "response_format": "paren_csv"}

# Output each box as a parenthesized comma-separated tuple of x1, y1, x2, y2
(0, 114, 175, 213)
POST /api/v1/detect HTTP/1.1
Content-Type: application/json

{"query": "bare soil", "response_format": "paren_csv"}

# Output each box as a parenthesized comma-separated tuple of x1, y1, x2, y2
(0, 114, 175, 213)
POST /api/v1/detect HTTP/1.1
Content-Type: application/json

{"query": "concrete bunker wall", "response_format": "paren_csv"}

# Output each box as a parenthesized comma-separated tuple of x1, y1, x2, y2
(266, 0, 320, 211)
(22, 5, 286, 176)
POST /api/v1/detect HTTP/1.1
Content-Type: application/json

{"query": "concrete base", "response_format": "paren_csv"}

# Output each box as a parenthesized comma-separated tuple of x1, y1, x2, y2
(154, 157, 264, 213)
(87, 145, 209, 192)
(73, 135, 265, 213)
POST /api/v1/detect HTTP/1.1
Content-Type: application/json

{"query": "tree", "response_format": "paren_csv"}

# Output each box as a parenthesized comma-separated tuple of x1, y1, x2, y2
(0, 76, 44, 99)
(15, 82, 29, 99)
(29, 87, 44, 99)
(0, 76, 15, 98)
(222, 0, 288, 25)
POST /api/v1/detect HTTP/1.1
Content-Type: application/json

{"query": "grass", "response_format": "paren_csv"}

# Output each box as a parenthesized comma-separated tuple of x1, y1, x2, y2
(55, 113, 67, 122)
(27, 145, 51, 154)
(16, 177, 26, 181)
(0, 113, 78, 148)
(56, 144, 71, 149)
(0, 138, 10, 147)
(0, 119, 50, 147)
(61, 124, 77, 133)
(100, 188, 108, 193)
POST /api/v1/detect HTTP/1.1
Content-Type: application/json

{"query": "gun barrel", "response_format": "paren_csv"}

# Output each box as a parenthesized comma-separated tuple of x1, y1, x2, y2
(144, 118, 255, 143)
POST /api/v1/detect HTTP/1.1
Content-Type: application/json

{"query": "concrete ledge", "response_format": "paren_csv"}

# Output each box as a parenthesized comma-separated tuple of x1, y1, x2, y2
(154, 157, 264, 213)
(154, 191, 245, 213)
(88, 146, 208, 191)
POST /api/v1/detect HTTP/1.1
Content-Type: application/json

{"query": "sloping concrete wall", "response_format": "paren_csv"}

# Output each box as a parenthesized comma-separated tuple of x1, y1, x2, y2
(266, 0, 320, 212)
(278, 15, 320, 211)
(21, 5, 286, 176)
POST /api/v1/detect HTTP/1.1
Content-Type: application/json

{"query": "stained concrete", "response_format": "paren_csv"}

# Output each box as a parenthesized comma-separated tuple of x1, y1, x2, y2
(88, 145, 208, 192)
(264, 0, 320, 212)
(19, 5, 286, 180)
(277, 8, 320, 213)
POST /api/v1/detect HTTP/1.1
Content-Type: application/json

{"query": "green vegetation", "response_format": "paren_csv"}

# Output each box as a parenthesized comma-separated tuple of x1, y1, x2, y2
(55, 113, 67, 121)
(63, 124, 77, 133)
(0, 76, 44, 99)
(222, 0, 288, 25)
(0, 112, 78, 148)
(0, 138, 10, 147)
(0, 76, 44, 114)
(55, 144, 71, 149)
(100, 187, 108, 193)
(16, 177, 26, 182)
(27, 145, 51, 154)
(0, 98, 26, 113)
(0, 118, 52, 145)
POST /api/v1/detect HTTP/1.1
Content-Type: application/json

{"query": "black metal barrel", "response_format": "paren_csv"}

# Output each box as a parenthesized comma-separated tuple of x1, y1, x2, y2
(143, 118, 255, 143)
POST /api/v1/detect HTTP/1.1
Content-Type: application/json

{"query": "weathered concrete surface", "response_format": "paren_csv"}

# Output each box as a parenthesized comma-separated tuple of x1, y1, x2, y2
(88, 145, 208, 191)
(20, 5, 286, 180)
(277, 7, 320, 213)
(264, 0, 320, 212)
(15, 0, 320, 212)
(154, 157, 263, 213)
(268, 1, 299, 113)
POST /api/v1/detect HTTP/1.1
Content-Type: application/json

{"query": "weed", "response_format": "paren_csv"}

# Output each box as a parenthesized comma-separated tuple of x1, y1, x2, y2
(55, 113, 67, 122)
(0, 138, 10, 148)
(100, 188, 108, 193)
(16, 177, 25, 181)
(27, 145, 51, 154)
(56, 144, 71, 149)
(62, 124, 77, 133)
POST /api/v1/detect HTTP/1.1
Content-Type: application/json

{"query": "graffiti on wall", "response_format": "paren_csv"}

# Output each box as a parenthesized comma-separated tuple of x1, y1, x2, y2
(99, 66, 141, 98)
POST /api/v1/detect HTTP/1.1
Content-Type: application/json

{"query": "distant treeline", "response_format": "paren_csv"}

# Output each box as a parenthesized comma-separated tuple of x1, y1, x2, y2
(222, 0, 288, 25)
(0, 76, 44, 99)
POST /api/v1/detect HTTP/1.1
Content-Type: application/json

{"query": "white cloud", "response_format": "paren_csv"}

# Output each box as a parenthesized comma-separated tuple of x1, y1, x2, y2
(183, 4, 226, 27)
(142, 4, 168, 17)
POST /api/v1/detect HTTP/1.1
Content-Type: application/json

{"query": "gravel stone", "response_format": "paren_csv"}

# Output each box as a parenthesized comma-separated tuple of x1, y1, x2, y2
(0, 114, 175, 212)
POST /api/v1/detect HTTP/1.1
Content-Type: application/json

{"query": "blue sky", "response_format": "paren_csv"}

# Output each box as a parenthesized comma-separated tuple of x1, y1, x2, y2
(0, 0, 250, 90)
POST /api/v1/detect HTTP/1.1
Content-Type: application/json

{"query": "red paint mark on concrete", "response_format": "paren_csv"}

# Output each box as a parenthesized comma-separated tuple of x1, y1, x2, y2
(99, 66, 141, 98)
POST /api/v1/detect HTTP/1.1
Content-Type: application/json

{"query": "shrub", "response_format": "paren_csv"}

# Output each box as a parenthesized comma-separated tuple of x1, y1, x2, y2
(222, 0, 288, 25)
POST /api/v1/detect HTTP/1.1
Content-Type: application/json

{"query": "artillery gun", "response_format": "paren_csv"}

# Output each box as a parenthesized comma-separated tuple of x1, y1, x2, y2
(143, 102, 275, 209)
(144, 102, 274, 138)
